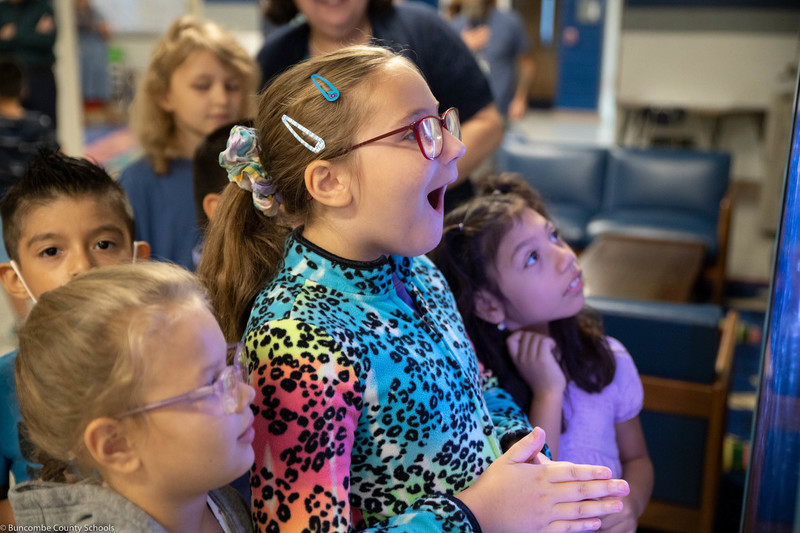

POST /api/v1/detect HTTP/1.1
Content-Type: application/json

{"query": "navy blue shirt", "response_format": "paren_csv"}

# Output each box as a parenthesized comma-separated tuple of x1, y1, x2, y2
(257, 2, 493, 123)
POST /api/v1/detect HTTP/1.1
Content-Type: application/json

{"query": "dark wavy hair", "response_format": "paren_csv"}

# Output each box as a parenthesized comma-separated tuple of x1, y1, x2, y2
(429, 173, 616, 422)
(264, 0, 394, 25)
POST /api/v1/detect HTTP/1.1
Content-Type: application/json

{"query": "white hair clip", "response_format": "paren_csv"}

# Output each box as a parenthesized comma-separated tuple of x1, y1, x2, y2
(281, 114, 326, 154)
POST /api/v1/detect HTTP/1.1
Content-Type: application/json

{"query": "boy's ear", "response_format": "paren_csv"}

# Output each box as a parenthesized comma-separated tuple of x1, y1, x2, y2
(0, 261, 32, 301)
(84, 418, 141, 475)
(202, 193, 221, 221)
(133, 241, 150, 262)
(304, 160, 353, 208)
(473, 288, 506, 326)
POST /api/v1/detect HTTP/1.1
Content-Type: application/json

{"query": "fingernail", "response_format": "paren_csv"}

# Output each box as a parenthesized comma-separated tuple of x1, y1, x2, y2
(595, 467, 612, 479)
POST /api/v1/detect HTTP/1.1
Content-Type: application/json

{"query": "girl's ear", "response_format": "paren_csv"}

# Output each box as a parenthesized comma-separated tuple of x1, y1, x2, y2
(84, 418, 141, 475)
(156, 89, 173, 113)
(304, 160, 353, 208)
(473, 288, 506, 326)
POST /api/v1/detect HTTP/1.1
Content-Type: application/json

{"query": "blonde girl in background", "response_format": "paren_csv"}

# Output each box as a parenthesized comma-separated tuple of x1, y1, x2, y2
(120, 16, 258, 269)
(9, 262, 256, 533)
(200, 44, 630, 532)
(429, 174, 654, 533)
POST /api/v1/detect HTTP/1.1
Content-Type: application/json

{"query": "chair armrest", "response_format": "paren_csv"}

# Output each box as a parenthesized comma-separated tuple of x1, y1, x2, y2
(715, 309, 739, 384)
(716, 192, 732, 268)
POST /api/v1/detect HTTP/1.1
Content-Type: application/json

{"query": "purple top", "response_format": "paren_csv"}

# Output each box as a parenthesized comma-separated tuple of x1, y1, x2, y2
(558, 337, 643, 478)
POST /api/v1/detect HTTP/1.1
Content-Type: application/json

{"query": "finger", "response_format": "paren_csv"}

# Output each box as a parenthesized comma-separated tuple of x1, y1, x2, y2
(506, 331, 521, 353)
(546, 518, 602, 532)
(551, 478, 630, 504)
(520, 331, 539, 359)
(546, 337, 557, 354)
(504, 427, 546, 463)
(552, 498, 624, 522)
(545, 462, 615, 483)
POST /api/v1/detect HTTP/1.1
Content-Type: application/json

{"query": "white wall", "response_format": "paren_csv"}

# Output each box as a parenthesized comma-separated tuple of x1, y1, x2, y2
(618, 31, 799, 109)
(100, 1, 262, 93)
(616, 8, 800, 182)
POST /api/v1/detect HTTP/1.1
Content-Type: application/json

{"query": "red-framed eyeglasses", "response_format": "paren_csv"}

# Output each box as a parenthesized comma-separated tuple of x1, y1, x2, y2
(329, 107, 461, 160)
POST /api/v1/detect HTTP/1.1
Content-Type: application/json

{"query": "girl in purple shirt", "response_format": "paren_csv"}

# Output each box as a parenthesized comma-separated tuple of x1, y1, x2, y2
(431, 174, 655, 533)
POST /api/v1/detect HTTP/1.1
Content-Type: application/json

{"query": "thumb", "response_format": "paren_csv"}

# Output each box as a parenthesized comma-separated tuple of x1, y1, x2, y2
(504, 427, 546, 464)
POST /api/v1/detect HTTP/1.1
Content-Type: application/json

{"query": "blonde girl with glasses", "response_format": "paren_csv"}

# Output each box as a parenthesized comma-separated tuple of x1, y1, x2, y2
(9, 262, 256, 533)
(199, 44, 630, 533)
(119, 16, 258, 270)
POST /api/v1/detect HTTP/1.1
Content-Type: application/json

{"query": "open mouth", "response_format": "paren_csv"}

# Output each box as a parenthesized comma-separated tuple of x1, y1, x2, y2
(427, 186, 446, 212)
(565, 272, 583, 294)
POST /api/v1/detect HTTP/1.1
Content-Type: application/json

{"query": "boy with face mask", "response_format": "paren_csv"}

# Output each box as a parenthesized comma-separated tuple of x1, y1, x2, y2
(0, 150, 150, 525)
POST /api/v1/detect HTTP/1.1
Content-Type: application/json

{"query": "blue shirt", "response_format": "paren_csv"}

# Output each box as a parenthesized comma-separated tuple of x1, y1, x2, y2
(118, 157, 200, 270)
(1, 350, 38, 487)
(450, 8, 531, 116)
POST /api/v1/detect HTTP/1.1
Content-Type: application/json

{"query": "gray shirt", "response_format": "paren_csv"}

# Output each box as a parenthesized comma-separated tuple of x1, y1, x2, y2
(10, 480, 253, 532)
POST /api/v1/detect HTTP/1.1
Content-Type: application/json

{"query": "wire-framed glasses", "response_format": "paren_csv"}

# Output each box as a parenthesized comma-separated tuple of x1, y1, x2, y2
(116, 342, 249, 418)
(329, 107, 461, 160)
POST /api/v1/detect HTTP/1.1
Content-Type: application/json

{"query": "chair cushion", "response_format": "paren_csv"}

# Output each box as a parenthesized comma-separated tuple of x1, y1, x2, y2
(545, 203, 593, 248)
(641, 411, 707, 507)
(585, 296, 723, 383)
(586, 208, 718, 260)
(604, 147, 730, 218)
(496, 135, 607, 212)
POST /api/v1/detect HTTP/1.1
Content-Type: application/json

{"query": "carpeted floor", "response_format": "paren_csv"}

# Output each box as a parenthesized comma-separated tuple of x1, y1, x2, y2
(83, 124, 140, 177)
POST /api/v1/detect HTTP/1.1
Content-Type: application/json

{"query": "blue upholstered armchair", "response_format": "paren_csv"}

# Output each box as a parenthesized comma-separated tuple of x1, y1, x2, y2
(496, 133, 607, 249)
(496, 134, 732, 302)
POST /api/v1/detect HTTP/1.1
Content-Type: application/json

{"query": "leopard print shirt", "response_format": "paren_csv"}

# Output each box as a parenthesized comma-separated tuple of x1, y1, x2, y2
(244, 232, 532, 532)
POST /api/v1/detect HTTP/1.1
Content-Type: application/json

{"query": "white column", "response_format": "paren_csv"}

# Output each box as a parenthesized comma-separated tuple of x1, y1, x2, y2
(53, 0, 84, 155)
(598, 0, 622, 144)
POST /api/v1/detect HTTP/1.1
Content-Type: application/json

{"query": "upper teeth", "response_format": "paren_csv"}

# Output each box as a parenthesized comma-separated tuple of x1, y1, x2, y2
(569, 278, 579, 288)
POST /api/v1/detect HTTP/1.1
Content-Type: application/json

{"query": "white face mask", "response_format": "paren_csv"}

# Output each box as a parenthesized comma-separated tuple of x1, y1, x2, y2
(10, 259, 37, 304)
(10, 242, 144, 304)
(132, 241, 144, 264)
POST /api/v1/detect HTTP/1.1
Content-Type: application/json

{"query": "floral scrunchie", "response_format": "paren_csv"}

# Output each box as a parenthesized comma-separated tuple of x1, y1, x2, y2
(219, 125, 282, 217)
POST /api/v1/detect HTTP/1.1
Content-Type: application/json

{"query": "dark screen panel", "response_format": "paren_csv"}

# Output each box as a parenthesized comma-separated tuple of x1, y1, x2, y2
(741, 62, 800, 532)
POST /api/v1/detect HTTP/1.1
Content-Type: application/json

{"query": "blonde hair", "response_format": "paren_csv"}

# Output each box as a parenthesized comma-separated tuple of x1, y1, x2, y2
(198, 45, 416, 340)
(15, 262, 208, 481)
(129, 15, 259, 174)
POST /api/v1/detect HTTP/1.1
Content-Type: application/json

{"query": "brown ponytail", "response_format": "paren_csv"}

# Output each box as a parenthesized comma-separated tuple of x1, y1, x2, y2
(198, 45, 419, 341)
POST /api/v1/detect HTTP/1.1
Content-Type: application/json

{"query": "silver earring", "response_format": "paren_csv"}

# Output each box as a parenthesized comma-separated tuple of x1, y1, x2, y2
(497, 322, 506, 332)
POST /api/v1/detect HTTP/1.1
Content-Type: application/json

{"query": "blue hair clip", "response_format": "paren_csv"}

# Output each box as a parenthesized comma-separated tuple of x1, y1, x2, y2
(311, 73, 339, 102)
(281, 114, 326, 154)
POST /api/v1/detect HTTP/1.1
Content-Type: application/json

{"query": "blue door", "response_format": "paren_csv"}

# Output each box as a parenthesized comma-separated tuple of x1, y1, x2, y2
(555, 0, 605, 110)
